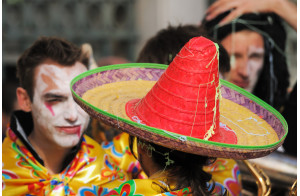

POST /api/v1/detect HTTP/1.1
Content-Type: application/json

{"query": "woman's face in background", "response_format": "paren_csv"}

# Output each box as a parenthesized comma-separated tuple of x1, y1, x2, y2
(221, 30, 264, 92)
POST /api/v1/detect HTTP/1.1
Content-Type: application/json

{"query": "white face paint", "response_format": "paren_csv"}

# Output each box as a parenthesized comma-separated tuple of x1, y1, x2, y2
(31, 61, 89, 148)
(221, 30, 264, 92)
(245, 46, 264, 92)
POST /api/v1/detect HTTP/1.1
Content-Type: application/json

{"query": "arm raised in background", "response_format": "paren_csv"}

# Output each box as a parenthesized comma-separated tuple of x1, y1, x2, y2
(206, 0, 297, 31)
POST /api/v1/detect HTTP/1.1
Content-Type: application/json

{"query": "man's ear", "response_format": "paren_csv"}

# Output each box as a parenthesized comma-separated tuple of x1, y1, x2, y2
(16, 87, 32, 112)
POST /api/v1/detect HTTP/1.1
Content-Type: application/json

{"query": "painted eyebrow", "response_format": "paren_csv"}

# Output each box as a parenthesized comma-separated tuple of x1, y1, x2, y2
(248, 51, 265, 57)
(43, 93, 67, 99)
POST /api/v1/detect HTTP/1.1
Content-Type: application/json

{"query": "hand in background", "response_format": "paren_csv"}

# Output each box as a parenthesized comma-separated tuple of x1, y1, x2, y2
(205, 0, 297, 31)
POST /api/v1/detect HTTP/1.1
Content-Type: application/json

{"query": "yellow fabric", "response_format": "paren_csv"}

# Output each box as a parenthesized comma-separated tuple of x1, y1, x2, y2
(101, 131, 147, 180)
(205, 158, 242, 196)
(2, 129, 130, 196)
(106, 179, 194, 195)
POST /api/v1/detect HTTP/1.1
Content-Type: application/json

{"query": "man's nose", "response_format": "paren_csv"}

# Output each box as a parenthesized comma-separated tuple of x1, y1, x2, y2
(64, 100, 79, 122)
(237, 59, 249, 79)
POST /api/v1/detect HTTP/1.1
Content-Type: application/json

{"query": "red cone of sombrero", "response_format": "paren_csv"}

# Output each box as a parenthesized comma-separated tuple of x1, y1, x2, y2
(71, 36, 287, 160)
(126, 37, 236, 143)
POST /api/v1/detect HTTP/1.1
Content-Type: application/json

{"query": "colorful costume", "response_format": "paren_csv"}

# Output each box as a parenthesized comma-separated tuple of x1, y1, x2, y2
(105, 132, 241, 195)
(2, 111, 137, 196)
(106, 178, 225, 195)
(205, 158, 242, 196)
(2, 113, 239, 196)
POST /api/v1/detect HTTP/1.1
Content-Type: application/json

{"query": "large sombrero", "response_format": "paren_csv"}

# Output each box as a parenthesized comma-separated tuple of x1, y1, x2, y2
(71, 37, 287, 160)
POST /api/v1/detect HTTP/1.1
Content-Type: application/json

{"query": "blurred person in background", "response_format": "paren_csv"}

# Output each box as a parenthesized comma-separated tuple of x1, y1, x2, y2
(202, 1, 291, 111)
(204, 0, 297, 157)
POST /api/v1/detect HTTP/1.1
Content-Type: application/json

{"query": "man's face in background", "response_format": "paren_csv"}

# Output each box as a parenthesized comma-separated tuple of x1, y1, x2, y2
(221, 30, 265, 92)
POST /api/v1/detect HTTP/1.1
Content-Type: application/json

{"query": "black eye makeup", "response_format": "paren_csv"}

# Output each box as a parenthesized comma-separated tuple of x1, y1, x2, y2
(44, 93, 67, 103)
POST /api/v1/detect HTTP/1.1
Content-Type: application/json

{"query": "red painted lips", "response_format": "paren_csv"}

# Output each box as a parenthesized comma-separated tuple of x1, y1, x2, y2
(56, 125, 81, 137)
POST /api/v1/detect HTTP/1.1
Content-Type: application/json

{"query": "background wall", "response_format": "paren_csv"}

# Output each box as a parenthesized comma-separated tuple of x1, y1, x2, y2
(134, 0, 207, 58)
(3, 0, 137, 81)
(2, 0, 296, 87)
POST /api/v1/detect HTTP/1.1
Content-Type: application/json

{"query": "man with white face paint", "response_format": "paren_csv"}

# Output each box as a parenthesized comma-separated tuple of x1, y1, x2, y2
(202, 11, 290, 110)
(29, 60, 89, 150)
(2, 37, 135, 195)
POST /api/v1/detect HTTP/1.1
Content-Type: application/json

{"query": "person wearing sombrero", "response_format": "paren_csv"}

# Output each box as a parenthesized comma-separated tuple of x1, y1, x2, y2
(135, 24, 244, 196)
(71, 36, 287, 195)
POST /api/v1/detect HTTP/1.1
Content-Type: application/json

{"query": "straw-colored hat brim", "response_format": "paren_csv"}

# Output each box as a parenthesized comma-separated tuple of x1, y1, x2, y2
(71, 64, 288, 160)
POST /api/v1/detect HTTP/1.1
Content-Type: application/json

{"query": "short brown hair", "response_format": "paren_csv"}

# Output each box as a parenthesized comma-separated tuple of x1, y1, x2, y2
(16, 36, 88, 100)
